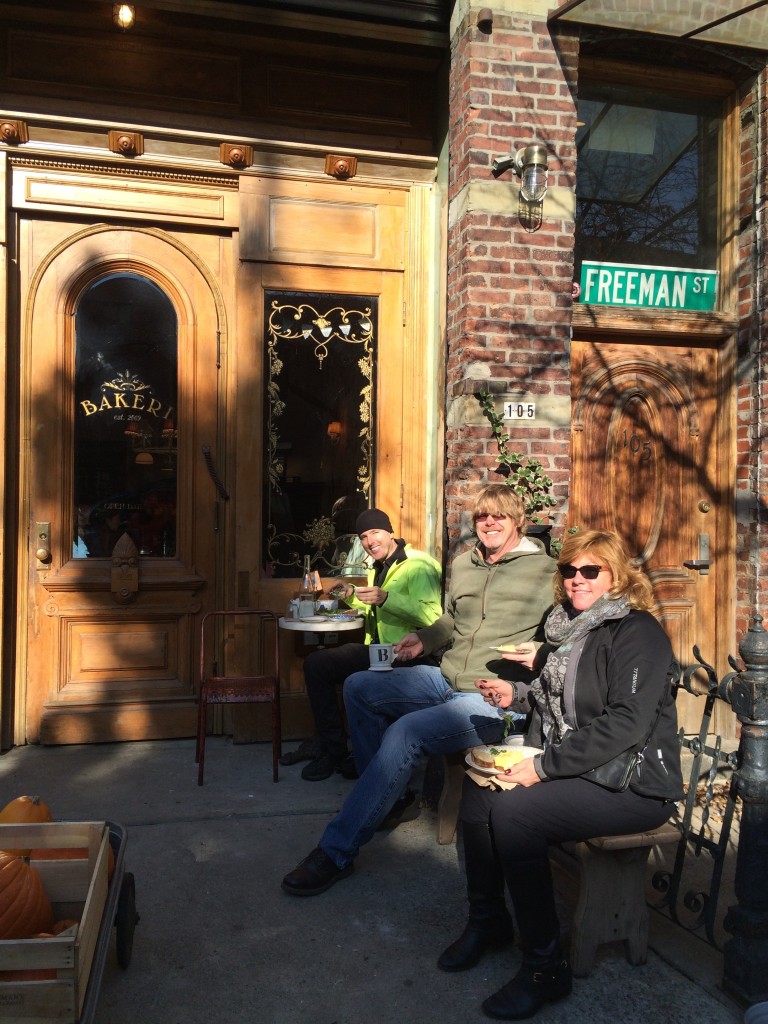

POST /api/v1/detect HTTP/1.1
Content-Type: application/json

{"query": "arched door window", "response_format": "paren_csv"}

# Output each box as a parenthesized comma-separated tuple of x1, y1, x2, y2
(73, 273, 178, 558)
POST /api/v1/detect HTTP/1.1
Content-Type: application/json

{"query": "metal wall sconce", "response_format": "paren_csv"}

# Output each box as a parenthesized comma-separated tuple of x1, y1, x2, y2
(492, 144, 549, 231)
(113, 5, 136, 30)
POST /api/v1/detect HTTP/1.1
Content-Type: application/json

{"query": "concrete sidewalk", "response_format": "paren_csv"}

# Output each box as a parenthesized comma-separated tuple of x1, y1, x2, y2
(0, 738, 744, 1024)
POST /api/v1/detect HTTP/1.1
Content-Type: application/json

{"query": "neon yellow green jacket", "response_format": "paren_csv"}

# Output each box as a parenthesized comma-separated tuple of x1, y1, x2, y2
(347, 544, 443, 645)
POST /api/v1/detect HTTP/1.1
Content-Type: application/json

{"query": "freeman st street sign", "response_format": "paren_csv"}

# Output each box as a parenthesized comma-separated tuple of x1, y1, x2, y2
(579, 261, 718, 311)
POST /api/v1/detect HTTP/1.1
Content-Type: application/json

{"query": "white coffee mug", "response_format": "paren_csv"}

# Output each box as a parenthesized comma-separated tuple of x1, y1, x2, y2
(369, 643, 394, 671)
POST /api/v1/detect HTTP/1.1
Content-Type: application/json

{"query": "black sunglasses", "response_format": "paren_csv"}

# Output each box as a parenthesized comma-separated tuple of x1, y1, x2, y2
(558, 563, 609, 580)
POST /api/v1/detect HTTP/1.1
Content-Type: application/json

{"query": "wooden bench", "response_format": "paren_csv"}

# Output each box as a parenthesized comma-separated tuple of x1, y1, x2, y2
(436, 752, 682, 975)
(553, 825, 680, 976)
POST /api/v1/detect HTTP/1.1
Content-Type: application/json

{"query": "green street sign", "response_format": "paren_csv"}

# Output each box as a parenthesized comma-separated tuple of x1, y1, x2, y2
(579, 261, 718, 311)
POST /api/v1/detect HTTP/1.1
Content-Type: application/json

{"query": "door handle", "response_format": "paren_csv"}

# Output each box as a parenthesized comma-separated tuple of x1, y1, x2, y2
(683, 532, 711, 575)
(35, 522, 52, 566)
(202, 445, 230, 501)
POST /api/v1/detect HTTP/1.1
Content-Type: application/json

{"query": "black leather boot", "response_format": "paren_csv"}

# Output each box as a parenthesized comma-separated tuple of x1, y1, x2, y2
(481, 957, 572, 1020)
(481, 857, 572, 1020)
(438, 823, 515, 972)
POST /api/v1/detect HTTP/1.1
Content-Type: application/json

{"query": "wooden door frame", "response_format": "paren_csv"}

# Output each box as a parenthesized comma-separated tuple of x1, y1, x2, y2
(15, 221, 228, 744)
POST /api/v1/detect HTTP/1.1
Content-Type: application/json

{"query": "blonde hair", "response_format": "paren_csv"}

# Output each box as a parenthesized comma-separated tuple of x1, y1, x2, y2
(471, 484, 527, 533)
(554, 529, 654, 611)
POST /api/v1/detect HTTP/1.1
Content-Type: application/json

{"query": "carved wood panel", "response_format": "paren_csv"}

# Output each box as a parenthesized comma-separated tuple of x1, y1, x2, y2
(570, 336, 735, 735)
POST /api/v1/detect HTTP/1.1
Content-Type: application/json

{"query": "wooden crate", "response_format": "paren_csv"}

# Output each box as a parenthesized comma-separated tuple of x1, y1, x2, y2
(0, 821, 111, 1023)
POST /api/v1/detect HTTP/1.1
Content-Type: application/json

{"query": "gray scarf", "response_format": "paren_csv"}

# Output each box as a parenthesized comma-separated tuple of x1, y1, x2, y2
(530, 595, 630, 745)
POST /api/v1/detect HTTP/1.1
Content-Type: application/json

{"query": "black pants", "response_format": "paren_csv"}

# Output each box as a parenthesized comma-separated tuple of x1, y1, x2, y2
(461, 775, 673, 858)
(304, 643, 371, 760)
(460, 776, 674, 954)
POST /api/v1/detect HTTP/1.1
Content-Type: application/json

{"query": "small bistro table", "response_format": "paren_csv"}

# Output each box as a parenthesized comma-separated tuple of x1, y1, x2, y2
(278, 614, 364, 640)
(277, 614, 365, 764)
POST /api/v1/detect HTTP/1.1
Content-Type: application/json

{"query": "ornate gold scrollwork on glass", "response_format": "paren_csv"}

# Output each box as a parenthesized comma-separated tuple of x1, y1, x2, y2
(263, 292, 377, 578)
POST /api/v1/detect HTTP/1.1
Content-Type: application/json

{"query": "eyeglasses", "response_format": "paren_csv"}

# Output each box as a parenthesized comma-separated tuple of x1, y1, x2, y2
(558, 564, 609, 580)
(473, 512, 508, 524)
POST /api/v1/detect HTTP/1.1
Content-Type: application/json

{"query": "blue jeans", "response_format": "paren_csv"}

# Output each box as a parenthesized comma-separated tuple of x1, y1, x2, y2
(318, 666, 512, 868)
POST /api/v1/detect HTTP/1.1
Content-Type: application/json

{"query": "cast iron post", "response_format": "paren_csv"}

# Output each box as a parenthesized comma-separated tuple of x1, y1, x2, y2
(722, 615, 768, 1005)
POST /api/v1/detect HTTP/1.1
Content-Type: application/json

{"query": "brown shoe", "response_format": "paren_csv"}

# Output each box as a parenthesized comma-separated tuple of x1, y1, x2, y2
(281, 847, 354, 897)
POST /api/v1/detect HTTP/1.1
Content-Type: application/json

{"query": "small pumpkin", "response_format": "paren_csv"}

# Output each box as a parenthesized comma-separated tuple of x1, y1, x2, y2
(0, 796, 53, 825)
(0, 797, 54, 858)
(0, 852, 54, 940)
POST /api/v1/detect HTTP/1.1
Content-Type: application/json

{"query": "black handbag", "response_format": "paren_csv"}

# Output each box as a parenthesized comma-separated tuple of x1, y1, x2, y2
(581, 687, 668, 792)
(582, 747, 643, 791)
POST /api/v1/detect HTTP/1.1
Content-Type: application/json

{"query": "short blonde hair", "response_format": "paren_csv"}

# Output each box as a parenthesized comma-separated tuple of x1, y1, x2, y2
(554, 529, 654, 611)
(471, 484, 527, 534)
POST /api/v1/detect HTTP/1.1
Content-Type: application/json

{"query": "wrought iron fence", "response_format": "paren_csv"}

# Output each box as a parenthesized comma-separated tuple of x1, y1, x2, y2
(651, 645, 740, 947)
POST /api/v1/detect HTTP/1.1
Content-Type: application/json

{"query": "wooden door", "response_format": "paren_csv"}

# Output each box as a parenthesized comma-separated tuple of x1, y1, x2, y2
(570, 333, 735, 735)
(18, 223, 226, 744)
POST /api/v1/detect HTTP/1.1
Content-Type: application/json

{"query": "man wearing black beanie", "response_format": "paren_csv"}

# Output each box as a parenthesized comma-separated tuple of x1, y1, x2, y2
(282, 484, 554, 896)
(289, 507, 442, 782)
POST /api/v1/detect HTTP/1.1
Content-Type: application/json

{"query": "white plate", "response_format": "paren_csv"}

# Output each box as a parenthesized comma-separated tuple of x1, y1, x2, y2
(299, 615, 327, 623)
(324, 613, 359, 622)
(465, 746, 540, 774)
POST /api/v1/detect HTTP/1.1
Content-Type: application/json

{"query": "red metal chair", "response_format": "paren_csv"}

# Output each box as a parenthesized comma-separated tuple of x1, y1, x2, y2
(196, 609, 281, 785)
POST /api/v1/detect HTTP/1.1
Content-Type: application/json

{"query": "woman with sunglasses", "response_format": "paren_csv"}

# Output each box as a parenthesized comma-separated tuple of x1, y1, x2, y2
(439, 528, 683, 1021)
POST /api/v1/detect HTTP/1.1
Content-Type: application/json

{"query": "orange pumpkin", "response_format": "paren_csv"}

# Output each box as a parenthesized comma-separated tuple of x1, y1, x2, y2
(0, 796, 53, 825)
(0, 797, 54, 858)
(0, 852, 54, 939)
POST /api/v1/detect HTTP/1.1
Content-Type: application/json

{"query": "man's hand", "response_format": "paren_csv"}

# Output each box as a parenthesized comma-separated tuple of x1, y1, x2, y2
(498, 642, 537, 671)
(393, 632, 424, 661)
(475, 678, 515, 709)
(354, 585, 388, 606)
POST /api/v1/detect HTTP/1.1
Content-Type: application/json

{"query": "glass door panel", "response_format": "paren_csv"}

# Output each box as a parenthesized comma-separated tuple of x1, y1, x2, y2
(73, 273, 178, 558)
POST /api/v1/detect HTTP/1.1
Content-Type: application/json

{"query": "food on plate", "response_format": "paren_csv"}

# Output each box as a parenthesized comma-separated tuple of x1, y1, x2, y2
(495, 643, 518, 653)
(471, 745, 528, 772)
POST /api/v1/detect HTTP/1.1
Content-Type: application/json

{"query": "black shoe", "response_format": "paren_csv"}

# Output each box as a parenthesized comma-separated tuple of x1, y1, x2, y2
(301, 753, 338, 781)
(437, 918, 515, 973)
(481, 960, 572, 1020)
(336, 753, 359, 780)
(281, 847, 354, 896)
(376, 789, 419, 830)
(280, 737, 321, 766)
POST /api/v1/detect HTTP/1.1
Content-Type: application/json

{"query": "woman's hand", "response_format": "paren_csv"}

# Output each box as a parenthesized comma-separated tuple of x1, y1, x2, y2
(475, 678, 515, 709)
(496, 756, 540, 787)
(394, 632, 424, 661)
(499, 642, 537, 671)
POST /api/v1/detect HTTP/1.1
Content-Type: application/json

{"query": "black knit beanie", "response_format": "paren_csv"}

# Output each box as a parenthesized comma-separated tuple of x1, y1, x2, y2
(355, 508, 393, 535)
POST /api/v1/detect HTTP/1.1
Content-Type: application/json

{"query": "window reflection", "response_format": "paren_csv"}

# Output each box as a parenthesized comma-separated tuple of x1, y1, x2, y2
(263, 290, 377, 578)
(73, 274, 178, 558)
(575, 83, 720, 279)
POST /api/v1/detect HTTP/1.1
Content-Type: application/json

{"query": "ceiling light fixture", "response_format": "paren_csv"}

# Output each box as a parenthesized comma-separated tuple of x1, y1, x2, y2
(113, 4, 136, 30)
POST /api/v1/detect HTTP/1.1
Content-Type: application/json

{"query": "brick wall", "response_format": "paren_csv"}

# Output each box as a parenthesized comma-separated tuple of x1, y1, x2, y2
(735, 71, 768, 642)
(445, 3, 576, 552)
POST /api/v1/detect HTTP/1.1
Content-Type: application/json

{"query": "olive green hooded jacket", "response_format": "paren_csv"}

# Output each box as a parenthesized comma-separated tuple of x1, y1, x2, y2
(417, 536, 554, 692)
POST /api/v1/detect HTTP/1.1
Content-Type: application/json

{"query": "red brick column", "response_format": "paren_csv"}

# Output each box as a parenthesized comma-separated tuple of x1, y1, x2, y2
(735, 70, 768, 637)
(444, 3, 578, 549)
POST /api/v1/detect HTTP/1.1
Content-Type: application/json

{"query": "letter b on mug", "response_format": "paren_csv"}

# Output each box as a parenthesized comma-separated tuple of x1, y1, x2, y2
(369, 643, 394, 671)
